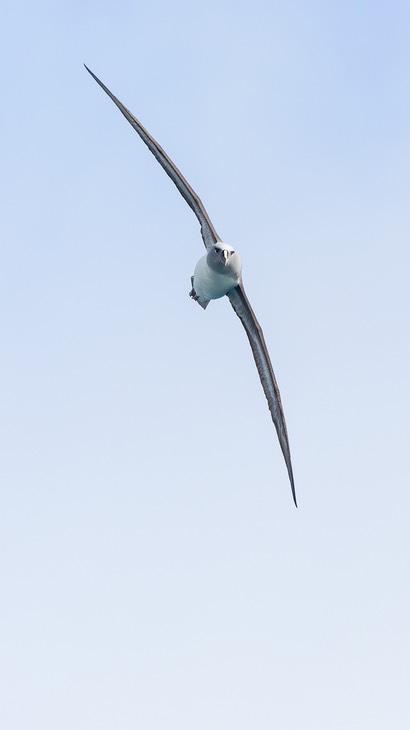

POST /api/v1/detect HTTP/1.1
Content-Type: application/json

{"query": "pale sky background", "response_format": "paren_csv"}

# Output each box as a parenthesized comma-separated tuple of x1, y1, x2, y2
(1, 1, 410, 728)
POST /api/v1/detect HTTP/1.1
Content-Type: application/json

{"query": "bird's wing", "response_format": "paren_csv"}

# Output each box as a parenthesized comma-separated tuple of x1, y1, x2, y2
(227, 284, 297, 506)
(84, 65, 219, 251)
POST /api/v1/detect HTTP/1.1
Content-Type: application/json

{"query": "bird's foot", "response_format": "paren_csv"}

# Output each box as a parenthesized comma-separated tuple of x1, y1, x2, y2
(189, 277, 209, 309)
(189, 276, 198, 301)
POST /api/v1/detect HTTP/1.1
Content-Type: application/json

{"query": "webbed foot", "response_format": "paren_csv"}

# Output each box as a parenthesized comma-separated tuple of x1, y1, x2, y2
(189, 276, 210, 309)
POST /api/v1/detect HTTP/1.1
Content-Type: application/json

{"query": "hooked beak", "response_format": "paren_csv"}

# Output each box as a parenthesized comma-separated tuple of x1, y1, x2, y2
(222, 249, 229, 266)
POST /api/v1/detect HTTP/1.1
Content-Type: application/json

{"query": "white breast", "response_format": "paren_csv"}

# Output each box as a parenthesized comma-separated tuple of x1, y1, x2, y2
(193, 255, 240, 304)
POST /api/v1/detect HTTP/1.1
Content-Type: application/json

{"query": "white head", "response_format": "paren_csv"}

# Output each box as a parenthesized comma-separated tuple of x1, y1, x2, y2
(207, 242, 242, 279)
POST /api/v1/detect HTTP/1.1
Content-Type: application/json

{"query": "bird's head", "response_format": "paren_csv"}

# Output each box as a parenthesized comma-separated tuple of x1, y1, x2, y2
(207, 242, 242, 278)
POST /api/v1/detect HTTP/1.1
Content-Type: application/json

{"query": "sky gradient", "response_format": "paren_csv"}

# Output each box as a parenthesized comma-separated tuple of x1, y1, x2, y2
(1, 1, 410, 728)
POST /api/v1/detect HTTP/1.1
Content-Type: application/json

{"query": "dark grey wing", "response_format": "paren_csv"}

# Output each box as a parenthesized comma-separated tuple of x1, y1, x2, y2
(227, 284, 297, 507)
(84, 65, 219, 250)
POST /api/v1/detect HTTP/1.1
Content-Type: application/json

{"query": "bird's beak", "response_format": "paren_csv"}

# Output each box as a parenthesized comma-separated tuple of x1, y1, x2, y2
(222, 249, 229, 266)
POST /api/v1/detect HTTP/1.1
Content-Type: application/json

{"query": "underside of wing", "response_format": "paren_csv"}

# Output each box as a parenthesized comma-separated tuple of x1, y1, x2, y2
(84, 65, 219, 250)
(227, 284, 297, 506)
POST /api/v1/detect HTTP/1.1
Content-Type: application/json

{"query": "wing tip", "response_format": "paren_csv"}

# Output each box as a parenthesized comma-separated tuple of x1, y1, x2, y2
(287, 462, 298, 508)
(84, 63, 97, 81)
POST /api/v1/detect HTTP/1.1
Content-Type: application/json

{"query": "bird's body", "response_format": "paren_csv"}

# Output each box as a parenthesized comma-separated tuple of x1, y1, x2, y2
(191, 242, 242, 308)
(85, 64, 298, 506)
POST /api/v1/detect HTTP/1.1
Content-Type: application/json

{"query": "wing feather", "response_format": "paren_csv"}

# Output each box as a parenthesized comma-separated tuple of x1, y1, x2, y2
(228, 284, 297, 506)
(84, 65, 219, 250)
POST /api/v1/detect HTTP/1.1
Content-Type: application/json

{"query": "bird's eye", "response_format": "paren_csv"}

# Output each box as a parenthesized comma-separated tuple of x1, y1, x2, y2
(230, 250, 235, 255)
(215, 247, 220, 253)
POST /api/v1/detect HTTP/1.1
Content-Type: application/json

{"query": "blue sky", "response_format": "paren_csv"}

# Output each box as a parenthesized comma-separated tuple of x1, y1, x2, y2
(1, 1, 410, 728)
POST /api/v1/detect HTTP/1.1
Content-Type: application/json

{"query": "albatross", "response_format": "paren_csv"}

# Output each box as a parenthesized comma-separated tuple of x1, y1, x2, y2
(85, 64, 297, 507)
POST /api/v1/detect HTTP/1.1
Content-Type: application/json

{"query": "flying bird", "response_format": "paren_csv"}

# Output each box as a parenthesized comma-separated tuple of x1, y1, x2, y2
(85, 64, 297, 507)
